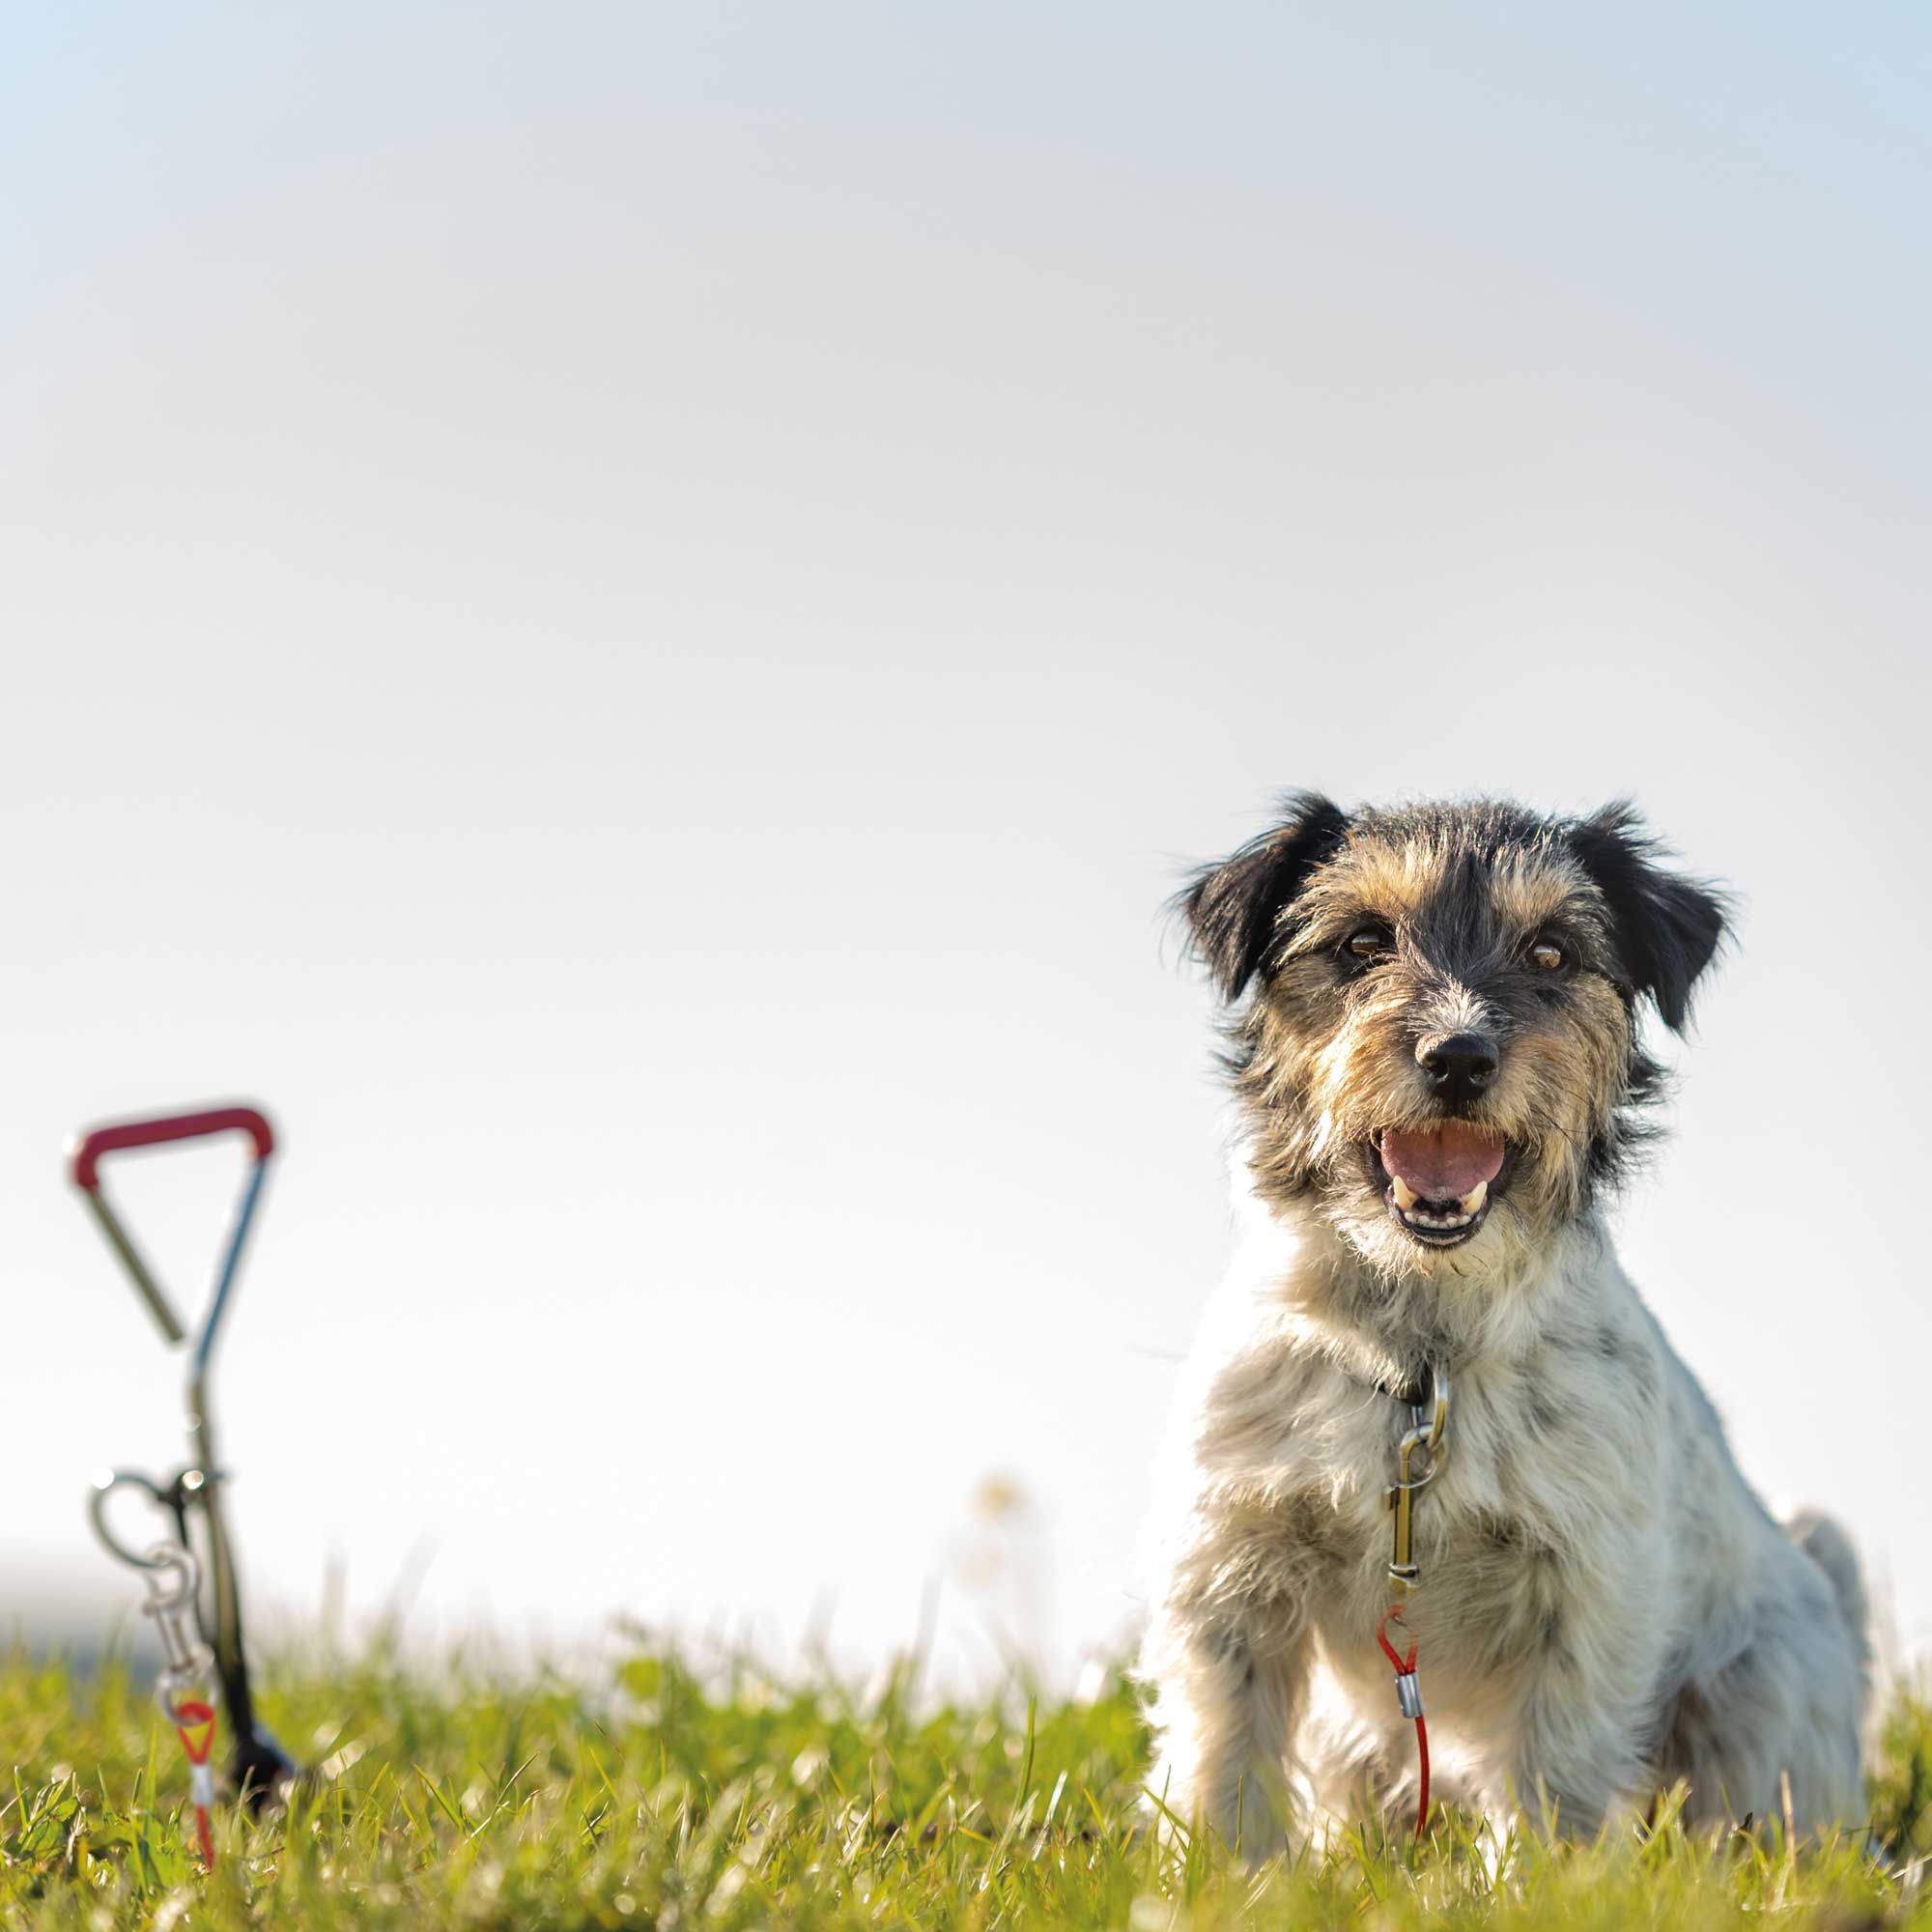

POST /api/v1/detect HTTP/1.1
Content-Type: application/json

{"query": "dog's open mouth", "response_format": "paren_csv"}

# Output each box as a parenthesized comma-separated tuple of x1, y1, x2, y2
(1367, 1123, 1512, 1246)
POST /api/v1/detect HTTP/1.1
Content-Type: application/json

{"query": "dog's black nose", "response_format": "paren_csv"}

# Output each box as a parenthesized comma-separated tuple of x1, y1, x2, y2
(1417, 1032, 1499, 1107)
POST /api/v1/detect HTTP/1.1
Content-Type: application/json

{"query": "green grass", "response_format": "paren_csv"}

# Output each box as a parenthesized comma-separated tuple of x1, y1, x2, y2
(5, 1637, 1932, 1928)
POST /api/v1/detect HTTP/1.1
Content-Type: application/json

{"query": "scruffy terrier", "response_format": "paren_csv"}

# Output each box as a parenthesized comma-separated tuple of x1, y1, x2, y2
(1140, 795, 1868, 1846)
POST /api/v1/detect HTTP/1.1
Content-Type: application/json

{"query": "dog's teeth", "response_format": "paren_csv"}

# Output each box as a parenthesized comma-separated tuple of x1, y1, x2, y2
(1389, 1175, 1418, 1209)
(1459, 1180, 1488, 1215)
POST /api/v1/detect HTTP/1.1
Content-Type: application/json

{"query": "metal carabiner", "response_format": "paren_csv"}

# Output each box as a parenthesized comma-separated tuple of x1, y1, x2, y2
(1386, 1367, 1451, 1592)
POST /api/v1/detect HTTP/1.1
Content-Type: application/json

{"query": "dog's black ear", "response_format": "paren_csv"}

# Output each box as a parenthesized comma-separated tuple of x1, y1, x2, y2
(1177, 791, 1351, 1002)
(1569, 802, 1732, 1033)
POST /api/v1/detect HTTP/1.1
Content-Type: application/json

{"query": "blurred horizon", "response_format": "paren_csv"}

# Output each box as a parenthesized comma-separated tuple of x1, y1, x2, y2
(4, 3, 1929, 1690)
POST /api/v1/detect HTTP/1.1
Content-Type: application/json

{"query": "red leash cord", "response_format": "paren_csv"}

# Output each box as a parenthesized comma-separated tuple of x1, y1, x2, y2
(1377, 1607, 1430, 1842)
(173, 1699, 218, 1869)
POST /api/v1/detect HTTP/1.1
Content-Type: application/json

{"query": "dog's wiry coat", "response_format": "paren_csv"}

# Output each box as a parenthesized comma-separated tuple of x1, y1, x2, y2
(1140, 796, 1868, 1846)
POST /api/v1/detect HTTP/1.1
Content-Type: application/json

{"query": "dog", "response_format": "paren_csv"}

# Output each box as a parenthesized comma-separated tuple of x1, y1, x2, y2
(1139, 795, 1869, 1846)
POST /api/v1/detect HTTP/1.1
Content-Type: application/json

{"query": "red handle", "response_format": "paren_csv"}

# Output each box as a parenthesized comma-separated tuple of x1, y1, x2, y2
(70, 1105, 276, 1192)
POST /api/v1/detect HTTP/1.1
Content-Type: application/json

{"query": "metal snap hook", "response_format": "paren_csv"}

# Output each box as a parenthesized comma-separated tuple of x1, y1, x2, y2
(1386, 1368, 1452, 1591)
(136, 1544, 219, 1726)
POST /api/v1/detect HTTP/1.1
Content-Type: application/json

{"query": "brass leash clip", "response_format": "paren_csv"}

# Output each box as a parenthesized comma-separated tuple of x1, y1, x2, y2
(1385, 1367, 1450, 1593)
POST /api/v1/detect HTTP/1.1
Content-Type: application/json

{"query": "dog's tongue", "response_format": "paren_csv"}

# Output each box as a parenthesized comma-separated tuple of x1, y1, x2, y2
(1379, 1122, 1506, 1202)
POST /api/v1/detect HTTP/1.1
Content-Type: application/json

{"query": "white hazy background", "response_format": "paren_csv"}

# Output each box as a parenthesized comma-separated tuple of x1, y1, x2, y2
(5, 4, 1929, 1685)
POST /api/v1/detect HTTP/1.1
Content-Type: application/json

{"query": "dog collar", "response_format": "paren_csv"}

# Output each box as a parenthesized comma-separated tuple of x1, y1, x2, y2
(1375, 1366, 1433, 1408)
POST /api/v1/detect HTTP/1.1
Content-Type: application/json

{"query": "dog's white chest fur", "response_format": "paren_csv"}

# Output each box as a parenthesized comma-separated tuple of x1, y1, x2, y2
(1139, 1193, 1868, 1842)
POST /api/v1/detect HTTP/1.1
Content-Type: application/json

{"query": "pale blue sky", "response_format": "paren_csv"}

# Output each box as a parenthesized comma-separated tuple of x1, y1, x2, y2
(4, 4, 1928, 1684)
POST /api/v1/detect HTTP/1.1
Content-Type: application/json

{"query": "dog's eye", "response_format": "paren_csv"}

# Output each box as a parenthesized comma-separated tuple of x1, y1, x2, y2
(1528, 939, 1564, 971)
(1346, 926, 1394, 965)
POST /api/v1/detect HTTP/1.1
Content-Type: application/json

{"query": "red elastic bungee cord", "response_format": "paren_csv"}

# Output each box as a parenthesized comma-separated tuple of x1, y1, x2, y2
(1377, 1607, 1430, 1842)
(173, 1698, 218, 1869)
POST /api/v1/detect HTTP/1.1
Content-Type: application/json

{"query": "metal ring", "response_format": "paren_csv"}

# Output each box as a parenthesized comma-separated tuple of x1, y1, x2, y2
(88, 1469, 187, 1572)
(1395, 1424, 1442, 1486)
(156, 1669, 219, 1727)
